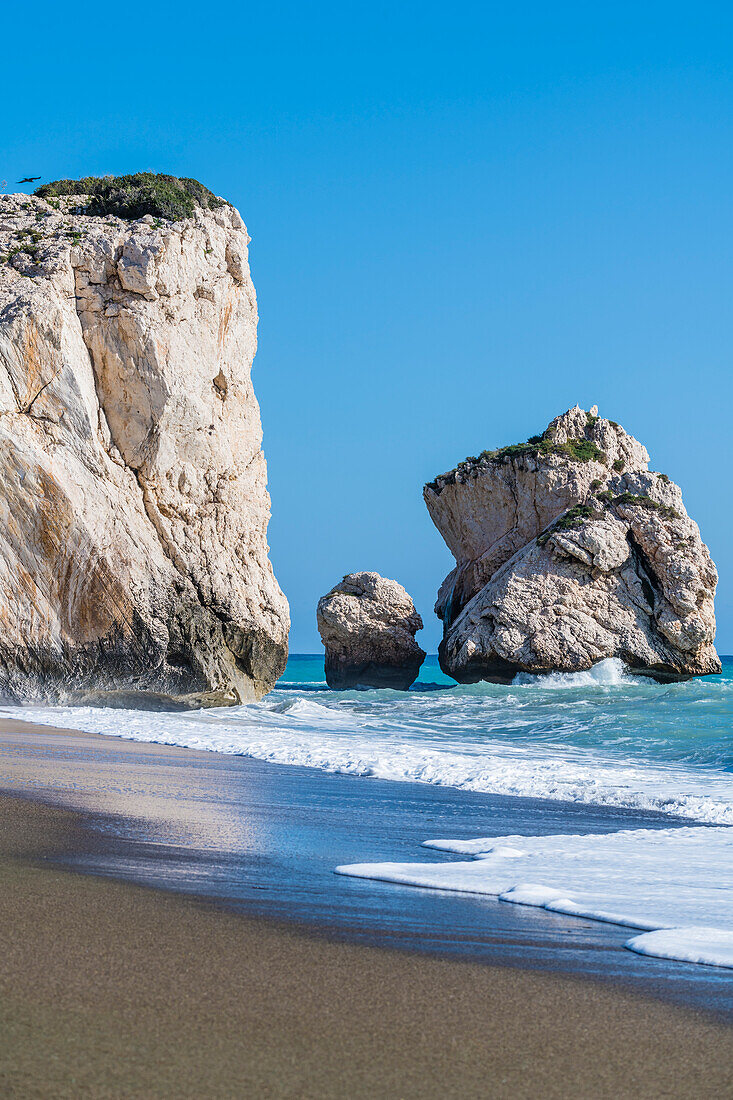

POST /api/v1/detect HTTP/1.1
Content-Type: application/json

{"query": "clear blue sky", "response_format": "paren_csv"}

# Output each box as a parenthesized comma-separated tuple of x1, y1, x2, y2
(5, 2, 733, 653)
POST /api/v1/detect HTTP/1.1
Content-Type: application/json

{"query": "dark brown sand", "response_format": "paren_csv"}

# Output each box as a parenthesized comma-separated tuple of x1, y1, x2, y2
(0, 727, 731, 1098)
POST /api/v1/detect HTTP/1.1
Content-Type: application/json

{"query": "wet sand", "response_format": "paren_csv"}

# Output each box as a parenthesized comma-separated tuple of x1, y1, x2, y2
(0, 721, 731, 1098)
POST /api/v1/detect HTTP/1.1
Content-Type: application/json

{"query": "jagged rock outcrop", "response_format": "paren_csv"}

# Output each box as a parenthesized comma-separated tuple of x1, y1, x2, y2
(426, 406, 720, 683)
(317, 572, 426, 689)
(0, 182, 289, 705)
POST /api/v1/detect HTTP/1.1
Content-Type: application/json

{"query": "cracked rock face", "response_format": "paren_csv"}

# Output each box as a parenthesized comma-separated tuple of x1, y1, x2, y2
(427, 406, 719, 682)
(0, 192, 289, 705)
(317, 572, 426, 689)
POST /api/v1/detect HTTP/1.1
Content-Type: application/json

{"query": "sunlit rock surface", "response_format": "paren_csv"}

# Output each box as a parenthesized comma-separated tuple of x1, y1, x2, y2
(317, 572, 425, 689)
(0, 189, 288, 705)
(426, 406, 719, 683)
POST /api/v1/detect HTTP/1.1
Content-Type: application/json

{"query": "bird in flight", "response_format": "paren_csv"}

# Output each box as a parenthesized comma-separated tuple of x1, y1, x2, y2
(17, 176, 41, 184)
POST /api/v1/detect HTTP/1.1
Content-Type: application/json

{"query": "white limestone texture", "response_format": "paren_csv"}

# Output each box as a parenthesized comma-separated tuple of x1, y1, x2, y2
(426, 406, 719, 682)
(317, 572, 425, 689)
(0, 190, 289, 705)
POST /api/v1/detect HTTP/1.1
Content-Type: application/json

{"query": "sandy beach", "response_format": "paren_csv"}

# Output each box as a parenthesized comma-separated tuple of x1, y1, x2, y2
(0, 720, 731, 1099)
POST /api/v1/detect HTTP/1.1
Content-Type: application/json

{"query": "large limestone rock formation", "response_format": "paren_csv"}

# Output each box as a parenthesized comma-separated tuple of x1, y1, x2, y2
(0, 183, 289, 705)
(317, 572, 426, 689)
(426, 406, 719, 683)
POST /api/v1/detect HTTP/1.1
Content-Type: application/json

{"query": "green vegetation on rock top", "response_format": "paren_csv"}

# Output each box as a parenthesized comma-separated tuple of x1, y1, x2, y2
(426, 433, 606, 492)
(476, 436, 604, 466)
(35, 173, 226, 222)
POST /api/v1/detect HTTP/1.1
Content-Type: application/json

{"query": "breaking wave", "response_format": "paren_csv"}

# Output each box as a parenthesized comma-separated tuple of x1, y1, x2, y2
(4, 655, 732, 826)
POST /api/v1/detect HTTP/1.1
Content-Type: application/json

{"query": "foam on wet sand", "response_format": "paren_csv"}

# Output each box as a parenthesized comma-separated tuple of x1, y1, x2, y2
(337, 826, 733, 969)
(2, 786, 732, 1098)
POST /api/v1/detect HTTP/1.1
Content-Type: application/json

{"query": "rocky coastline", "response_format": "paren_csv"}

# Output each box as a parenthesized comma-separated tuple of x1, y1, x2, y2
(0, 177, 721, 698)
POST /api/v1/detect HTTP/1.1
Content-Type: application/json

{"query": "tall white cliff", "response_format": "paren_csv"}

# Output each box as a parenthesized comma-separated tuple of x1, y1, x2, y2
(0, 184, 289, 704)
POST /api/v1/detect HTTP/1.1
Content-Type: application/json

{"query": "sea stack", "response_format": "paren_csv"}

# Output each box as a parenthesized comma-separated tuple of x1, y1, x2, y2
(317, 572, 426, 689)
(425, 405, 720, 683)
(0, 176, 289, 705)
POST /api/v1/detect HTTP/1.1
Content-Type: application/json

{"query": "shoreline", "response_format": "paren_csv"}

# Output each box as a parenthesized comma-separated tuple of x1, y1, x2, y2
(0, 716, 731, 1009)
(1, 786, 732, 1098)
(8, 656, 732, 829)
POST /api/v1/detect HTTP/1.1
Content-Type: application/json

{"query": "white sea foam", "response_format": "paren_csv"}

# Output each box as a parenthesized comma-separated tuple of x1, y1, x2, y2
(513, 657, 635, 688)
(3, 659, 733, 826)
(336, 826, 733, 969)
(626, 928, 733, 969)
